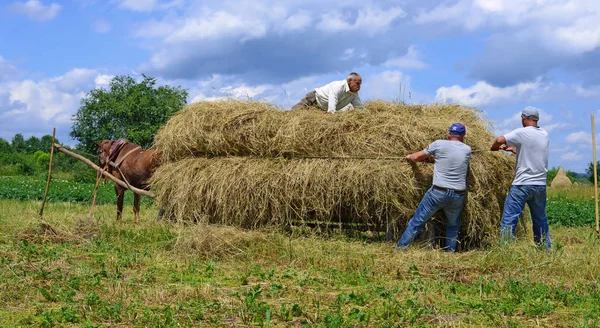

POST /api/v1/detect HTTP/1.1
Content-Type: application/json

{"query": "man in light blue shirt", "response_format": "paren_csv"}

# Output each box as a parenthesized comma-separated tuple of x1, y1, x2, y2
(491, 107, 551, 250)
(397, 123, 472, 252)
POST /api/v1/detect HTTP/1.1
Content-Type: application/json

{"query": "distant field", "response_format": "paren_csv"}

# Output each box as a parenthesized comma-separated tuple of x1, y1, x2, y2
(1, 198, 599, 327)
(0, 176, 152, 206)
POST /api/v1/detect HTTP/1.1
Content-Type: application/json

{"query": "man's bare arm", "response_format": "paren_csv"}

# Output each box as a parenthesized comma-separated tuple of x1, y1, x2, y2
(406, 151, 431, 163)
(490, 136, 516, 153)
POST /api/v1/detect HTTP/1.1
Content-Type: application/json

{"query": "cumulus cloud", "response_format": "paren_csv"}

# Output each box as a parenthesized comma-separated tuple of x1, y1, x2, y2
(384, 45, 427, 70)
(566, 131, 593, 144)
(117, 0, 183, 12)
(416, 0, 600, 86)
(435, 79, 542, 107)
(9, 0, 62, 21)
(0, 68, 110, 142)
(316, 6, 406, 35)
(132, 1, 410, 82)
(561, 151, 584, 161)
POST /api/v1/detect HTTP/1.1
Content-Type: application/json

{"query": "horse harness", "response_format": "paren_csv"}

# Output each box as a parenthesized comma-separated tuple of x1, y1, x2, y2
(104, 139, 142, 189)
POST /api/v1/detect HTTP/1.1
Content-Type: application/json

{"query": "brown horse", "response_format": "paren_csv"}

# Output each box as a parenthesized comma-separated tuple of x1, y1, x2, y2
(96, 139, 162, 224)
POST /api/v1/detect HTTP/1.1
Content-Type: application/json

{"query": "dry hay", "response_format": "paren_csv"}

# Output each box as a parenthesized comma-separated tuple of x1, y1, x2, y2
(551, 167, 572, 188)
(73, 217, 101, 239)
(151, 100, 515, 249)
(18, 223, 78, 243)
(172, 224, 269, 258)
(153, 100, 495, 162)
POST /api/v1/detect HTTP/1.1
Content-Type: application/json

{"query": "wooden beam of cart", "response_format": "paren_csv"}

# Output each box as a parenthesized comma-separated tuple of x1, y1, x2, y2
(53, 143, 156, 199)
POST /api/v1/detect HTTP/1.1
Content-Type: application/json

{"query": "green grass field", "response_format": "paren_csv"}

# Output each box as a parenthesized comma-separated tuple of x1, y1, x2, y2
(1, 191, 600, 327)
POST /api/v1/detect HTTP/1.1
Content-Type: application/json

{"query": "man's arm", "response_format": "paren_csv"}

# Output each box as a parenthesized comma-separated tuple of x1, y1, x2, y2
(405, 151, 432, 163)
(327, 88, 339, 113)
(351, 95, 363, 109)
(490, 136, 516, 153)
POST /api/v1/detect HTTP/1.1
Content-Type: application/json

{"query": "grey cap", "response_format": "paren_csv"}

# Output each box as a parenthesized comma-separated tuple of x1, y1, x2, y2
(522, 107, 539, 121)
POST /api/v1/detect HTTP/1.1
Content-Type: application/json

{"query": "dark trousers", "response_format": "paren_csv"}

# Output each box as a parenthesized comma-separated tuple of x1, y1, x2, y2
(291, 90, 321, 110)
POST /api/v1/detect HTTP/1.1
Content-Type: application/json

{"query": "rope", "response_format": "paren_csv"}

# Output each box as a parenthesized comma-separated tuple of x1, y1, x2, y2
(276, 149, 491, 161)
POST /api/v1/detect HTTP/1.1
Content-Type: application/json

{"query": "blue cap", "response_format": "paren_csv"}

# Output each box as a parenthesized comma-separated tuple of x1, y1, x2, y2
(448, 123, 466, 135)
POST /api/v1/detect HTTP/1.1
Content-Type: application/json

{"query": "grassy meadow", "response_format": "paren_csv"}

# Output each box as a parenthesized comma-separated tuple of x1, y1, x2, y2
(1, 184, 600, 327)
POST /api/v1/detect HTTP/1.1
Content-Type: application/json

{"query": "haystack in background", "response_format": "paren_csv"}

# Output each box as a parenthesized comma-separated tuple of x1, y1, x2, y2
(151, 100, 515, 248)
(551, 167, 572, 188)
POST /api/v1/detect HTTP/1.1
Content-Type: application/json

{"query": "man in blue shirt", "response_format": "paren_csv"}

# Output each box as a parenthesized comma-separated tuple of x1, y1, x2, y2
(397, 123, 472, 252)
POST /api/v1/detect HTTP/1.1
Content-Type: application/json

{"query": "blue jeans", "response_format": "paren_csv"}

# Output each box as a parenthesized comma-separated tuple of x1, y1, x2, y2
(397, 188, 465, 252)
(500, 185, 551, 249)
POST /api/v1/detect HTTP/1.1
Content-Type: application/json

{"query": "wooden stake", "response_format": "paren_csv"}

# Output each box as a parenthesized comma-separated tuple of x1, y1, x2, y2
(53, 143, 156, 199)
(39, 128, 56, 217)
(592, 114, 599, 234)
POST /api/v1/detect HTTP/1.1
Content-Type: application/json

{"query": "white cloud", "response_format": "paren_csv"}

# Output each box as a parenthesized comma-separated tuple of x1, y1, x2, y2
(9, 0, 62, 22)
(93, 20, 111, 34)
(561, 151, 584, 161)
(435, 79, 542, 107)
(94, 74, 113, 87)
(282, 12, 312, 31)
(0, 68, 110, 141)
(164, 11, 268, 44)
(384, 45, 427, 70)
(566, 131, 592, 144)
(219, 85, 269, 99)
(415, 0, 600, 56)
(361, 70, 409, 101)
(317, 7, 406, 35)
(117, 0, 182, 12)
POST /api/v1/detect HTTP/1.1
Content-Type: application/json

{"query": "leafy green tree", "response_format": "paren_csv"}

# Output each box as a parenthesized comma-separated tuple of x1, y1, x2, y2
(0, 138, 11, 153)
(39, 135, 57, 152)
(25, 136, 41, 153)
(11, 134, 26, 153)
(587, 161, 600, 183)
(70, 74, 188, 153)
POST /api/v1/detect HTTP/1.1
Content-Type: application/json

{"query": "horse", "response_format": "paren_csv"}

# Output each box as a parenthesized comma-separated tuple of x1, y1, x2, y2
(96, 139, 163, 224)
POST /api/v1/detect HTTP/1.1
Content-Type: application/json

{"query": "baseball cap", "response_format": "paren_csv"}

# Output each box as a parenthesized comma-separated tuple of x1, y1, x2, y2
(448, 123, 466, 135)
(522, 107, 539, 121)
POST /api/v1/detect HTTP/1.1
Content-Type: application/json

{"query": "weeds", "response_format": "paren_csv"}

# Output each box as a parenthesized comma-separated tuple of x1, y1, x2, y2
(1, 199, 600, 326)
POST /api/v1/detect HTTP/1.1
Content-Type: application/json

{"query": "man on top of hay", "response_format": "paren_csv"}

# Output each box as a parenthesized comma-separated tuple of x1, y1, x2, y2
(491, 107, 551, 250)
(396, 123, 472, 252)
(291, 72, 363, 113)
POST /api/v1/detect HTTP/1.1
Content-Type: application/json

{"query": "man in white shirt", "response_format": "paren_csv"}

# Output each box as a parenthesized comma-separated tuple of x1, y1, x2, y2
(291, 73, 363, 113)
(490, 107, 551, 250)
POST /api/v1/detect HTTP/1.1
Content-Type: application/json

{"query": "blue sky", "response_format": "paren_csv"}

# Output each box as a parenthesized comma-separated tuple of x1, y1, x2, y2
(1, 0, 600, 172)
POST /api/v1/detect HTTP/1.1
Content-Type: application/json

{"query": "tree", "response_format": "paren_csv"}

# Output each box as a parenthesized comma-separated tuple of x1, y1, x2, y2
(39, 135, 57, 152)
(11, 134, 26, 153)
(0, 138, 11, 153)
(25, 136, 41, 153)
(70, 75, 188, 153)
(587, 161, 600, 183)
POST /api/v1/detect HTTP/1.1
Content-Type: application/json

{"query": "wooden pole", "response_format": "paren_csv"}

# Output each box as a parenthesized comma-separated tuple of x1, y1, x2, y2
(39, 128, 56, 217)
(53, 143, 156, 199)
(592, 114, 599, 234)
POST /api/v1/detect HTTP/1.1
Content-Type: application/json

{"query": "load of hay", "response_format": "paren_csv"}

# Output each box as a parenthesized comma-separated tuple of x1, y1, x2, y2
(551, 167, 572, 188)
(151, 100, 515, 248)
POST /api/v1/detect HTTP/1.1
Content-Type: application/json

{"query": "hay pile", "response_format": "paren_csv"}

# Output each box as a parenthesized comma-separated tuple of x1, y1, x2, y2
(551, 167, 572, 188)
(151, 100, 515, 248)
